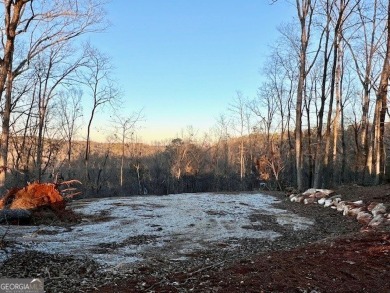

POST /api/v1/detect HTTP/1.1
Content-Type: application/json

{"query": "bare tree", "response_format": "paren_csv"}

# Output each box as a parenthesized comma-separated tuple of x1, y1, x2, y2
(313, 0, 333, 188)
(344, 0, 384, 178)
(167, 133, 193, 182)
(373, 0, 390, 184)
(293, 0, 319, 190)
(305, 65, 321, 186)
(111, 110, 143, 189)
(32, 43, 84, 180)
(0, 0, 106, 188)
(212, 114, 232, 190)
(229, 92, 248, 182)
(58, 88, 83, 178)
(323, 1, 356, 185)
(78, 44, 120, 181)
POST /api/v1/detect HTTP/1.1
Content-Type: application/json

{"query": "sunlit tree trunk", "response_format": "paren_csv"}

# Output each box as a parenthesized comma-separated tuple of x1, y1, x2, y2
(345, 0, 380, 179)
(295, 0, 317, 191)
(361, 0, 378, 177)
(0, 1, 28, 189)
(373, 1, 390, 184)
(332, 36, 344, 184)
(313, 0, 332, 188)
(324, 0, 349, 186)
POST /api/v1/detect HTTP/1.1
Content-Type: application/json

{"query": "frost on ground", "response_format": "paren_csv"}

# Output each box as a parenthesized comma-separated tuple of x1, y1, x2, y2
(1, 192, 314, 268)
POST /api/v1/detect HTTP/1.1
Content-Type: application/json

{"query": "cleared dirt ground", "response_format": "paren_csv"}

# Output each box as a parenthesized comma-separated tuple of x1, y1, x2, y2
(96, 185, 390, 293)
(1, 185, 389, 292)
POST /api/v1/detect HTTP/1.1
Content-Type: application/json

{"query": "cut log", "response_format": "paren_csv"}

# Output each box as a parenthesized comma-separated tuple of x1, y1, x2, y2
(0, 209, 31, 223)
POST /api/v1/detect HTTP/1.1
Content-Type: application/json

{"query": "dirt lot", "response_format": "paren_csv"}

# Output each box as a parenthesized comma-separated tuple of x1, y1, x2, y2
(98, 231, 389, 293)
(95, 185, 390, 293)
(1, 185, 389, 293)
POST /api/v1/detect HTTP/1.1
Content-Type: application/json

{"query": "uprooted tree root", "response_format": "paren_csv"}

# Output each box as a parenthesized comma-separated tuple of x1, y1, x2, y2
(0, 181, 82, 225)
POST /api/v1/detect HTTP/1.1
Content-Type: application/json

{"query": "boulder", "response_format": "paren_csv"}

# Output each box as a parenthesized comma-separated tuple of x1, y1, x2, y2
(304, 197, 317, 204)
(318, 198, 326, 205)
(336, 201, 347, 212)
(348, 207, 364, 217)
(302, 188, 317, 196)
(367, 202, 379, 212)
(303, 188, 335, 198)
(368, 214, 385, 228)
(324, 199, 334, 207)
(356, 211, 373, 226)
(371, 203, 386, 217)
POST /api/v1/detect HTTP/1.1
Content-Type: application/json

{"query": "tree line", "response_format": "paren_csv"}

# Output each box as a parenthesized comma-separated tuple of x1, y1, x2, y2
(1, 0, 390, 197)
(0, 0, 128, 194)
(261, 0, 390, 191)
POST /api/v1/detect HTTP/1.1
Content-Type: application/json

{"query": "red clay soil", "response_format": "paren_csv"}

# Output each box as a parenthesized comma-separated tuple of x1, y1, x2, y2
(95, 231, 389, 293)
(96, 184, 390, 293)
(209, 231, 390, 293)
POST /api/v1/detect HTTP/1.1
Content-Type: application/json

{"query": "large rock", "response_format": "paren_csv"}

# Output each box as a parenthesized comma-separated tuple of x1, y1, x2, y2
(370, 203, 386, 217)
(302, 188, 335, 198)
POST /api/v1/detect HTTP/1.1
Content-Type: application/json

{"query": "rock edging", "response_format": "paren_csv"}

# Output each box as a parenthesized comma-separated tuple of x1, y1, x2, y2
(288, 188, 390, 230)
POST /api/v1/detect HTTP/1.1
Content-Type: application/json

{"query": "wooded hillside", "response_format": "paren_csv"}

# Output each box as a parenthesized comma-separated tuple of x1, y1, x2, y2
(1, 1, 390, 196)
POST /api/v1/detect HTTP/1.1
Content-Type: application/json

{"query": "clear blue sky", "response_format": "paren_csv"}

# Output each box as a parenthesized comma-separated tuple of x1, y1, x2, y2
(90, 0, 296, 143)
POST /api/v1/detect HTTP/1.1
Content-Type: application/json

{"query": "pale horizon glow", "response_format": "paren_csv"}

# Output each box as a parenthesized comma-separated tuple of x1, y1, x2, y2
(87, 1, 296, 144)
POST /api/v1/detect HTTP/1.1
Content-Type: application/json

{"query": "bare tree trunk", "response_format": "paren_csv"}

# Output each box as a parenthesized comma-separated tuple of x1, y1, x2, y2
(85, 107, 95, 181)
(313, 0, 332, 188)
(304, 84, 313, 186)
(0, 1, 27, 189)
(361, 0, 378, 177)
(120, 129, 125, 188)
(362, 85, 372, 176)
(344, 0, 379, 180)
(373, 0, 390, 184)
(134, 163, 142, 194)
(340, 96, 347, 182)
(324, 0, 347, 186)
(296, 59, 305, 191)
(0, 70, 13, 188)
(332, 36, 344, 183)
(295, 0, 312, 191)
(240, 140, 245, 181)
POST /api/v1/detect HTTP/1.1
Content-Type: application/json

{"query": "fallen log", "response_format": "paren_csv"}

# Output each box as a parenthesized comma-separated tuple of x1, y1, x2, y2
(0, 209, 31, 223)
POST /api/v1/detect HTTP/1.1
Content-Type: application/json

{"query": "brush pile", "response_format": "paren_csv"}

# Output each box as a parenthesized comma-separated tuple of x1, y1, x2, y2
(288, 188, 390, 230)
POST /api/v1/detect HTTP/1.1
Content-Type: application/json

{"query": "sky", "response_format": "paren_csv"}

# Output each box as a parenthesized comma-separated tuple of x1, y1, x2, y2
(89, 0, 297, 143)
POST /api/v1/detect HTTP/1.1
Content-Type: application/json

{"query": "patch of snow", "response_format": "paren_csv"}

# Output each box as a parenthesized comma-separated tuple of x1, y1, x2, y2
(1, 192, 314, 268)
(275, 213, 314, 230)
